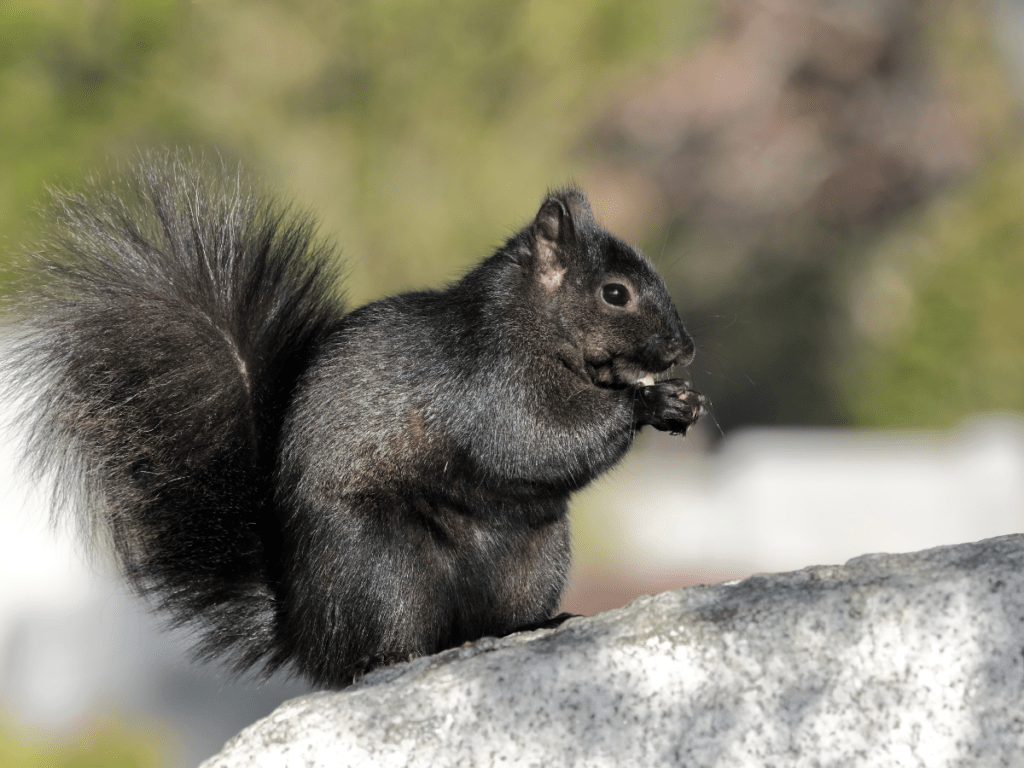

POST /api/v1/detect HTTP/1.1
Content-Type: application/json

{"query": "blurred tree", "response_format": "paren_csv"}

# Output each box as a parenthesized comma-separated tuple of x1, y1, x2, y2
(849, 147, 1024, 427)
(846, 0, 1024, 427)
(0, 0, 712, 303)
(587, 0, 1023, 433)
(0, 0, 185, 286)
(5, 0, 1020, 434)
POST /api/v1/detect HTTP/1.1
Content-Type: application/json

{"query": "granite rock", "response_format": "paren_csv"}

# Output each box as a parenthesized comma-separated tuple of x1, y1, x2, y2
(202, 535, 1024, 767)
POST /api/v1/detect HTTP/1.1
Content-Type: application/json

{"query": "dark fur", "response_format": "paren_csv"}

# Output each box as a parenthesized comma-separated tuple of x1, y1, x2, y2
(6, 153, 703, 688)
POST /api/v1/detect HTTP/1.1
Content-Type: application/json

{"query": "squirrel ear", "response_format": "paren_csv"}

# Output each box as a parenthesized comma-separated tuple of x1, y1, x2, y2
(533, 197, 567, 244)
(529, 196, 572, 291)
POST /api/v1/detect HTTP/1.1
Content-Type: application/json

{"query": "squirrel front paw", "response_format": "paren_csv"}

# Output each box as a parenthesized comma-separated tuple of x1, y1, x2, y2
(634, 379, 706, 435)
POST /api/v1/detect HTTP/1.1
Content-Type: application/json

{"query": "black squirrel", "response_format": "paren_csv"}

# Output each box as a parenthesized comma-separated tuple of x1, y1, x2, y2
(6, 153, 705, 689)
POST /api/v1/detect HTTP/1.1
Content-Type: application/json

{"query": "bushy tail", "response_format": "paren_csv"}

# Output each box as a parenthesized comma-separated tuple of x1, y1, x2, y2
(4, 152, 343, 678)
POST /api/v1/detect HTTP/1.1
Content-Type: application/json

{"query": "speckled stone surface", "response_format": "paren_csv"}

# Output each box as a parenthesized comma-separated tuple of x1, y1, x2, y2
(201, 535, 1024, 767)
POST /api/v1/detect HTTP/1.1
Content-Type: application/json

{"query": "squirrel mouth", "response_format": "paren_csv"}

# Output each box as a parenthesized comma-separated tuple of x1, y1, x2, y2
(581, 347, 677, 390)
(584, 359, 670, 390)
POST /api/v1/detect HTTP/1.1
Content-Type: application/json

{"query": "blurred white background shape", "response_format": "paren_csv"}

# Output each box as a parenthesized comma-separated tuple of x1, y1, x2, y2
(615, 414, 1024, 575)
(0, 397, 310, 767)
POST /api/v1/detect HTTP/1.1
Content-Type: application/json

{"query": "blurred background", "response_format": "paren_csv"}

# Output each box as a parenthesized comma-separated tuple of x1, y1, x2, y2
(1, 0, 1023, 765)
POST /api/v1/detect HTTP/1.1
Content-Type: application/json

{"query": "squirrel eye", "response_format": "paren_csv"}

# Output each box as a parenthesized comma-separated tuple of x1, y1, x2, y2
(601, 282, 630, 307)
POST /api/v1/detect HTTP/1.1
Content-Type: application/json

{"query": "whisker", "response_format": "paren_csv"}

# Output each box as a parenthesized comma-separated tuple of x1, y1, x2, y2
(701, 397, 725, 437)
(654, 220, 674, 269)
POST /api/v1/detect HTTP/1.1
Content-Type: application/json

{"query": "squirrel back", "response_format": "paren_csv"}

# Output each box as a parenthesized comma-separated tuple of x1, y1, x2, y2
(6, 153, 704, 688)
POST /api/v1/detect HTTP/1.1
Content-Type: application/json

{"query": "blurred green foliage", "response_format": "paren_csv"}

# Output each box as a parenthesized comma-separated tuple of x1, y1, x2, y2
(848, 0, 1024, 428)
(0, 717, 165, 768)
(850, 148, 1024, 427)
(6, 0, 1018, 435)
(0, 1, 181, 259)
(0, 0, 712, 302)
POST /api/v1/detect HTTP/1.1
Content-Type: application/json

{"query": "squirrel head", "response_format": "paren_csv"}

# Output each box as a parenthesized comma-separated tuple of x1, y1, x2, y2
(519, 187, 695, 390)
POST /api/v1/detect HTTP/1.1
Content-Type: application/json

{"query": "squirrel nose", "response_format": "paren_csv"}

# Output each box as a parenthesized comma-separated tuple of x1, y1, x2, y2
(677, 332, 696, 366)
(638, 332, 695, 371)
